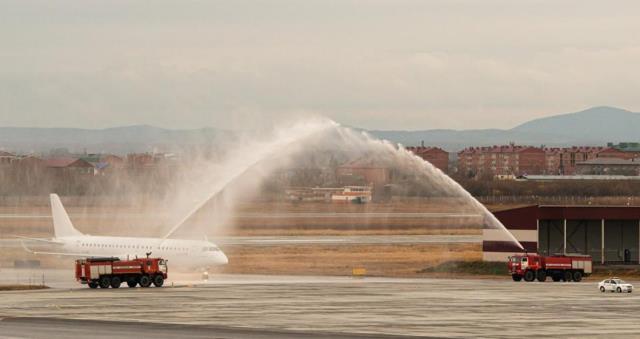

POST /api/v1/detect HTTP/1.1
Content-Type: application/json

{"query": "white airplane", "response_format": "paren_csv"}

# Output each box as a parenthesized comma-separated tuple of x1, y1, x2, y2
(19, 194, 228, 270)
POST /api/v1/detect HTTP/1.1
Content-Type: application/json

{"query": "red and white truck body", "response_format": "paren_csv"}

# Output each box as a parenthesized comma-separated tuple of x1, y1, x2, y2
(508, 253, 592, 282)
(75, 257, 168, 289)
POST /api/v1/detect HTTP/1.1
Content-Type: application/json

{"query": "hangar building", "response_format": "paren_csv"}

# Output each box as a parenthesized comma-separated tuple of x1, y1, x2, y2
(483, 205, 640, 264)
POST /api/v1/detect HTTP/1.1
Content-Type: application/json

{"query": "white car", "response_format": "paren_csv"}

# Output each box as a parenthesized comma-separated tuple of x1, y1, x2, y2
(598, 278, 633, 293)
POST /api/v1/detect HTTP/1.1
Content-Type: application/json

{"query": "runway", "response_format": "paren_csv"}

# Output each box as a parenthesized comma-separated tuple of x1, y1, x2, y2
(1, 275, 640, 338)
(0, 317, 404, 339)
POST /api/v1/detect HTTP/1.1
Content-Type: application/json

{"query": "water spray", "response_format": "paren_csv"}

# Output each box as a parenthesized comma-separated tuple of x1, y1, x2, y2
(163, 118, 524, 251)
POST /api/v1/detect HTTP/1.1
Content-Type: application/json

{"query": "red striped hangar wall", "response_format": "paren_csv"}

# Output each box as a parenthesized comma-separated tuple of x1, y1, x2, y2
(484, 205, 640, 264)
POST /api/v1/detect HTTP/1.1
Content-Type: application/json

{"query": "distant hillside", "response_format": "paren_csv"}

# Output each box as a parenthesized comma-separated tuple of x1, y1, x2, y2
(1, 106, 638, 154)
(368, 106, 640, 151)
(511, 106, 640, 138)
(0, 125, 234, 154)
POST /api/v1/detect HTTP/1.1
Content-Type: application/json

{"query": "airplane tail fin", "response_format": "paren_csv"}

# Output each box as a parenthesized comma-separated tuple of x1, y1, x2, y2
(50, 194, 83, 238)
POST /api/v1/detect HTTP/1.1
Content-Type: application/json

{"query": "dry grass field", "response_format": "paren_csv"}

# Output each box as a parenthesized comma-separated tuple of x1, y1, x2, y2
(218, 243, 481, 277)
(0, 284, 49, 291)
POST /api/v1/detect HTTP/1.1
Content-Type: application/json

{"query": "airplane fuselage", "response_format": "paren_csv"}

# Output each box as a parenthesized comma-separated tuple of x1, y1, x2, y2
(58, 235, 228, 270)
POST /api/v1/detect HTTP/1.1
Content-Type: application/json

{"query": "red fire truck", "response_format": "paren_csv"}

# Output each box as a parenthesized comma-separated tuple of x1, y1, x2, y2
(508, 253, 592, 282)
(75, 257, 168, 289)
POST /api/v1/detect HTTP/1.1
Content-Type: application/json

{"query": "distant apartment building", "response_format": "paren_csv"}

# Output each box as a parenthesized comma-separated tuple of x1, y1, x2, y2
(596, 143, 640, 160)
(457, 144, 545, 177)
(544, 146, 605, 175)
(406, 145, 449, 173)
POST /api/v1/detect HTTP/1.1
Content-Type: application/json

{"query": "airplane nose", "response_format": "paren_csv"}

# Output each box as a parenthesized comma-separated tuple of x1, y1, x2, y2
(217, 251, 229, 265)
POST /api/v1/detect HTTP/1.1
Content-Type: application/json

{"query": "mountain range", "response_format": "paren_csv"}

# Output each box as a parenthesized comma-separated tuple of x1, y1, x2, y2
(368, 106, 640, 150)
(0, 106, 638, 154)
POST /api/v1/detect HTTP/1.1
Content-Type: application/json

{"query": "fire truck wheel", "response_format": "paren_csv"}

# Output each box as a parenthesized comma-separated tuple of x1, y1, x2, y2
(127, 279, 137, 288)
(139, 275, 152, 288)
(536, 270, 547, 282)
(99, 276, 111, 289)
(512, 275, 522, 282)
(153, 275, 164, 287)
(564, 271, 573, 282)
(572, 271, 583, 282)
(110, 276, 122, 288)
(524, 270, 535, 282)
(88, 282, 98, 289)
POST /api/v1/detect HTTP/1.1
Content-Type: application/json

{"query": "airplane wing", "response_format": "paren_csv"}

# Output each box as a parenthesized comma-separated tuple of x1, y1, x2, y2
(21, 241, 133, 259)
(26, 250, 88, 257)
(20, 240, 85, 257)
(13, 235, 64, 245)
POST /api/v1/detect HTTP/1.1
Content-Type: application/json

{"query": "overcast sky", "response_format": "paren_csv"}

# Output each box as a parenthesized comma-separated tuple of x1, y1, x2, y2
(1, 0, 640, 131)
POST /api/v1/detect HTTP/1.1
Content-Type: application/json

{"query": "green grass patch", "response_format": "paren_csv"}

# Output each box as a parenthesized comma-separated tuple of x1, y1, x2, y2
(418, 261, 507, 275)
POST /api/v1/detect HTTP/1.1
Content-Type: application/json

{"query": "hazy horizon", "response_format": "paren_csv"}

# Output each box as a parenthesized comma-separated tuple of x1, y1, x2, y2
(0, 105, 633, 132)
(2, 1, 640, 130)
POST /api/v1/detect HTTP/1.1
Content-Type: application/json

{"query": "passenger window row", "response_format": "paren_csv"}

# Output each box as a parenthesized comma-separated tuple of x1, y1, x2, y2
(80, 243, 187, 251)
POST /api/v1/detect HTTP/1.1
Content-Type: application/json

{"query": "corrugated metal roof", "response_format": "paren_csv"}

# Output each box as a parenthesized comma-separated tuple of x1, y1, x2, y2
(495, 205, 640, 223)
(44, 157, 93, 168)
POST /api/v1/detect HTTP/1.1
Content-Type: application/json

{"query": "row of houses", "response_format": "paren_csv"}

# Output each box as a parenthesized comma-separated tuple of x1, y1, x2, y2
(456, 143, 640, 177)
(401, 142, 640, 177)
(0, 151, 177, 175)
(4, 140, 639, 195)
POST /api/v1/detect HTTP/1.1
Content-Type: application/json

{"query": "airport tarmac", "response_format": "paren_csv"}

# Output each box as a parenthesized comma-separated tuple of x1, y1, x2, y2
(0, 317, 403, 339)
(2, 274, 640, 338)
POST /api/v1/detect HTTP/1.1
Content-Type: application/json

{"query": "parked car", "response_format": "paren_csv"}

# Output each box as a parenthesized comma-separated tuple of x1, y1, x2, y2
(598, 278, 633, 293)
